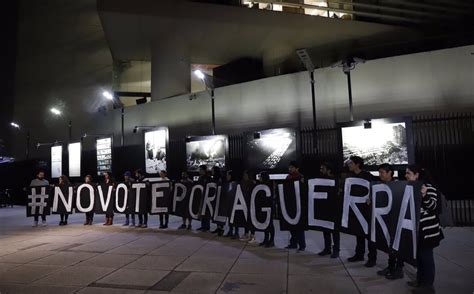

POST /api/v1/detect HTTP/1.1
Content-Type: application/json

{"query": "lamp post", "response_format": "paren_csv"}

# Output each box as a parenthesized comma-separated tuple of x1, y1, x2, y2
(103, 91, 125, 146)
(296, 49, 318, 152)
(193, 70, 216, 135)
(10, 122, 30, 159)
(332, 57, 366, 122)
(50, 107, 72, 141)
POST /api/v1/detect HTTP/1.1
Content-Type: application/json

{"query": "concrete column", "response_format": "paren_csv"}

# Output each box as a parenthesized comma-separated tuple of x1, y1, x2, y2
(151, 40, 190, 100)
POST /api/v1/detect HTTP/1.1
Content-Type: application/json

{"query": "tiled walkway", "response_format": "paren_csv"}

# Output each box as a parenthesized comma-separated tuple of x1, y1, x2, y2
(0, 207, 473, 293)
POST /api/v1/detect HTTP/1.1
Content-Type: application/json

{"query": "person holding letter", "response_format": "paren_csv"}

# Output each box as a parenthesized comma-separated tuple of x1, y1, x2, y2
(83, 175, 95, 225)
(317, 162, 340, 258)
(258, 171, 275, 248)
(376, 163, 405, 279)
(239, 170, 256, 243)
(58, 175, 71, 226)
(210, 166, 225, 236)
(285, 161, 306, 252)
(196, 165, 211, 232)
(135, 169, 149, 228)
(30, 170, 49, 227)
(158, 170, 170, 229)
(224, 170, 239, 239)
(405, 165, 444, 293)
(346, 156, 377, 267)
(123, 171, 136, 226)
(103, 172, 115, 226)
(178, 171, 193, 230)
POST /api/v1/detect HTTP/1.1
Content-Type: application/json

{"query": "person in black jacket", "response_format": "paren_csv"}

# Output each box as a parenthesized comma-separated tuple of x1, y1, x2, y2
(135, 169, 149, 228)
(102, 172, 115, 226)
(258, 171, 275, 248)
(58, 175, 71, 226)
(346, 156, 377, 267)
(376, 163, 404, 279)
(317, 162, 340, 258)
(405, 165, 444, 293)
(196, 165, 211, 232)
(83, 175, 95, 225)
(123, 171, 136, 226)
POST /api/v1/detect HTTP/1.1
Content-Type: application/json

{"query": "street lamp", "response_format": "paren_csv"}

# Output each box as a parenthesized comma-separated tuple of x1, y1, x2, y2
(49, 106, 72, 140)
(10, 121, 30, 159)
(102, 90, 125, 146)
(296, 48, 318, 152)
(50, 107, 62, 115)
(193, 70, 216, 135)
(102, 91, 113, 100)
(332, 57, 366, 122)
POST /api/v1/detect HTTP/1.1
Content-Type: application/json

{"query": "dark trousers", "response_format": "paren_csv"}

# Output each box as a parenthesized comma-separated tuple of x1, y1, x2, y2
(105, 212, 114, 218)
(227, 225, 238, 235)
(417, 247, 435, 286)
(264, 222, 275, 243)
(159, 214, 169, 227)
(201, 217, 210, 230)
(388, 250, 404, 270)
(60, 214, 69, 222)
(138, 213, 148, 225)
(86, 212, 94, 221)
(323, 230, 340, 252)
(289, 230, 306, 249)
(125, 213, 135, 221)
(34, 215, 46, 222)
(355, 236, 377, 261)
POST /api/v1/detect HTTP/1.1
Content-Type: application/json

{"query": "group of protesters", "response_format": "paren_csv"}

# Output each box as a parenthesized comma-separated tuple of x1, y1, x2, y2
(29, 156, 443, 293)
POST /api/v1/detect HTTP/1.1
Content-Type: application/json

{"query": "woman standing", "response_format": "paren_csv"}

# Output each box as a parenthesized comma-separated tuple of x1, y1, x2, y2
(58, 175, 71, 226)
(405, 165, 444, 293)
(158, 170, 170, 229)
(103, 172, 115, 226)
(224, 170, 239, 239)
(84, 175, 95, 225)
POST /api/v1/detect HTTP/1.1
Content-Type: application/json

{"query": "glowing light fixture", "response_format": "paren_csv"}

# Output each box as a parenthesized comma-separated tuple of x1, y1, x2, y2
(193, 70, 205, 80)
(102, 91, 113, 100)
(10, 122, 20, 129)
(50, 108, 61, 115)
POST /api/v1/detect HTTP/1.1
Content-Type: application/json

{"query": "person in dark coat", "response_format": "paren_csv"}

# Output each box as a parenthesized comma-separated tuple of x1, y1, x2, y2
(406, 165, 444, 293)
(346, 156, 378, 267)
(284, 161, 306, 252)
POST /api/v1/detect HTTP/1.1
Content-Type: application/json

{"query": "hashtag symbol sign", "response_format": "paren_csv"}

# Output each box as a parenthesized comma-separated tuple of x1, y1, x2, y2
(28, 187, 49, 215)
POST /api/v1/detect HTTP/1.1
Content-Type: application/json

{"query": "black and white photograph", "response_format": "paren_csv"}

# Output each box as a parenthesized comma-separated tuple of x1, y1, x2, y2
(186, 135, 226, 172)
(246, 128, 296, 170)
(68, 142, 81, 177)
(341, 121, 408, 165)
(96, 137, 112, 176)
(144, 129, 168, 174)
(51, 145, 62, 178)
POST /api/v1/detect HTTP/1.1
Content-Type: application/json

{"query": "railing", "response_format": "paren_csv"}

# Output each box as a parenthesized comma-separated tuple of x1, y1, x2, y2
(190, 0, 472, 27)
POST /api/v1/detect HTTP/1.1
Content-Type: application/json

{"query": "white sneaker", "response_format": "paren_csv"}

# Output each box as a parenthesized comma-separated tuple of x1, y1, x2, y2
(32, 221, 38, 227)
(248, 236, 257, 244)
(42, 221, 47, 227)
(239, 234, 249, 241)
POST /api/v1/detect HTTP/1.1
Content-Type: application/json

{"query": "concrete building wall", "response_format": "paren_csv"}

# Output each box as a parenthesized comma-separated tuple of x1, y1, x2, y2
(11, 1, 474, 161)
(119, 44, 473, 146)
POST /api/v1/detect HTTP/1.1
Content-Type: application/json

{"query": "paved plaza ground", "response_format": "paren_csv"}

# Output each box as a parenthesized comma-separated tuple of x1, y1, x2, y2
(0, 207, 473, 293)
